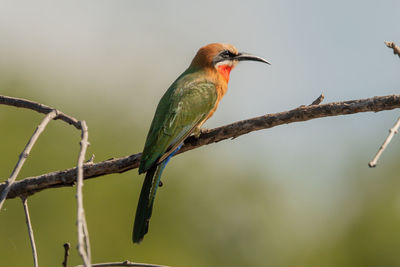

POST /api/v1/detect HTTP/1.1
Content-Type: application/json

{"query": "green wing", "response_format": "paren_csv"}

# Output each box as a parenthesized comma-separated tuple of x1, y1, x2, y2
(139, 71, 218, 173)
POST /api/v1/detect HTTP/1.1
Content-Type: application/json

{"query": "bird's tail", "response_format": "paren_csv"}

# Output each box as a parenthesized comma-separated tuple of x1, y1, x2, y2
(132, 160, 167, 243)
(133, 144, 183, 244)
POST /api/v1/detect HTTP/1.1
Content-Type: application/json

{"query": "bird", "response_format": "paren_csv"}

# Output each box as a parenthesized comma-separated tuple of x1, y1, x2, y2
(133, 43, 270, 243)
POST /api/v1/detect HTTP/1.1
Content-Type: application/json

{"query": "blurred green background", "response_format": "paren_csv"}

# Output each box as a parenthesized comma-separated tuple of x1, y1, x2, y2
(1, 1, 400, 266)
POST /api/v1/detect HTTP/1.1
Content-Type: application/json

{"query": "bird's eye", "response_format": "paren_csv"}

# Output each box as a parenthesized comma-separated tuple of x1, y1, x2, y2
(220, 50, 232, 58)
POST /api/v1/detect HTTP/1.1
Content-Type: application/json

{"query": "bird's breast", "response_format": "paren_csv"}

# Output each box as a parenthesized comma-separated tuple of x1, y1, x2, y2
(203, 82, 228, 122)
(216, 64, 233, 83)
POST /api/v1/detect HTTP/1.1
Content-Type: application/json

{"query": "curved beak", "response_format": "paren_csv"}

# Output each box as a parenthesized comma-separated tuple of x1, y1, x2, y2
(234, 52, 271, 65)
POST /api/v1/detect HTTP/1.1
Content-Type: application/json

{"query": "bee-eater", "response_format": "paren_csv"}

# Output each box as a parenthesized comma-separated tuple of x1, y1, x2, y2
(133, 43, 270, 243)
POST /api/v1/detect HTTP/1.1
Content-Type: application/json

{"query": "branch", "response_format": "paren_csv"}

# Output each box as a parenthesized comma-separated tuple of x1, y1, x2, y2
(76, 121, 91, 266)
(0, 94, 82, 209)
(0, 95, 81, 129)
(22, 197, 39, 267)
(0, 110, 57, 210)
(1, 94, 399, 199)
(368, 117, 400, 167)
(367, 42, 400, 167)
(74, 260, 169, 267)
(385, 41, 400, 58)
(0, 94, 94, 266)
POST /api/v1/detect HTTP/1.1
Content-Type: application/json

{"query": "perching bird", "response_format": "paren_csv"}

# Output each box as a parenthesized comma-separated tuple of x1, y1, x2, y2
(133, 43, 270, 243)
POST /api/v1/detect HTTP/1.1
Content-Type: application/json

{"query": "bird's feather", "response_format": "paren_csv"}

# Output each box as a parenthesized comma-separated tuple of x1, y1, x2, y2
(138, 70, 218, 173)
(133, 70, 218, 243)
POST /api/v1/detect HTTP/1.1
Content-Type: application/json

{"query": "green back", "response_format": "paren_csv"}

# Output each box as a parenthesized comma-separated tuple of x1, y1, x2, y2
(139, 68, 218, 173)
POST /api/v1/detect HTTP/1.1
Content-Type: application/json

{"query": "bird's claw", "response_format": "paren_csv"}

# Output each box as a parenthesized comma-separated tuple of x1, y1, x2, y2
(200, 128, 209, 134)
(192, 127, 209, 138)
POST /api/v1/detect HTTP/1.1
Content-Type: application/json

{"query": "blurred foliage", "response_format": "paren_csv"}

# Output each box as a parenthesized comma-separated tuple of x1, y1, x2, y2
(1, 68, 400, 267)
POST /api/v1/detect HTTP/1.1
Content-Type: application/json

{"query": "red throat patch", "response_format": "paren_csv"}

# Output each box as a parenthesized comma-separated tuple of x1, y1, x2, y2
(217, 64, 233, 82)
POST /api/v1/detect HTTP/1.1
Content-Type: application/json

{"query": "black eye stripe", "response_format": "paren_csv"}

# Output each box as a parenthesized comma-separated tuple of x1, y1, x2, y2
(220, 50, 236, 58)
(213, 49, 238, 65)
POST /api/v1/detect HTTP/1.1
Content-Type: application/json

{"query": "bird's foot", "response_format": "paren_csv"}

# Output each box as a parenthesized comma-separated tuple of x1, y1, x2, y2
(192, 127, 209, 138)
(200, 127, 209, 134)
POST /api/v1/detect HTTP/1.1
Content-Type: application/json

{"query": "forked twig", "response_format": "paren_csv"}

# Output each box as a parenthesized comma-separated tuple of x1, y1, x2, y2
(22, 197, 39, 267)
(0, 110, 57, 211)
(369, 117, 400, 167)
(0, 95, 93, 266)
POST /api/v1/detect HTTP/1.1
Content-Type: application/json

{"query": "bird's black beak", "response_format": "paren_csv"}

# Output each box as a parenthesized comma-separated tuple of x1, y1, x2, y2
(234, 52, 271, 65)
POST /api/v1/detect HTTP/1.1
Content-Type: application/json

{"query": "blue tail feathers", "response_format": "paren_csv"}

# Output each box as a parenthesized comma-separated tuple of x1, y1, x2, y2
(160, 144, 183, 172)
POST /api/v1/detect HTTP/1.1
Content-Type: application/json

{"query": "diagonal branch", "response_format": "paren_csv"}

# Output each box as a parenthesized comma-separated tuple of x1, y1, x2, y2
(0, 95, 81, 129)
(368, 116, 400, 167)
(22, 197, 39, 267)
(0, 110, 57, 210)
(1, 94, 399, 199)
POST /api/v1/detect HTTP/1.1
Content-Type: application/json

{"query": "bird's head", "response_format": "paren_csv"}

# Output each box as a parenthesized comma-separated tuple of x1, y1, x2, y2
(190, 43, 270, 82)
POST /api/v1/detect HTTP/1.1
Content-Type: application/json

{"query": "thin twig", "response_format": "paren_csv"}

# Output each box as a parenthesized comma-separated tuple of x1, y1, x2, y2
(385, 41, 400, 58)
(368, 117, 400, 167)
(63, 243, 71, 267)
(0, 110, 57, 211)
(87, 154, 95, 164)
(22, 196, 39, 267)
(1, 94, 400, 199)
(0, 95, 81, 129)
(76, 121, 91, 267)
(82, 218, 91, 261)
(74, 260, 169, 267)
(310, 94, 324, 105)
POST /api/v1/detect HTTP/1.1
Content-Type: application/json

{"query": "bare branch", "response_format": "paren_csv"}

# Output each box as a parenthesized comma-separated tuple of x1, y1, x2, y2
(74, 260, 169, 267)
(76, 121, 91, 267)
(0, 95, 81, 129)
(0, 110, 57, 211)
(367, 42, 400, 166)
(0, 94, 83, 210)
(22, 197, 39, 267)
(385, 41, 400, 58)
(1, 94, 400, 199)
(62, 243, 71, 267)
(0, 94, 94, 265)
(368, 117, 400, 167)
